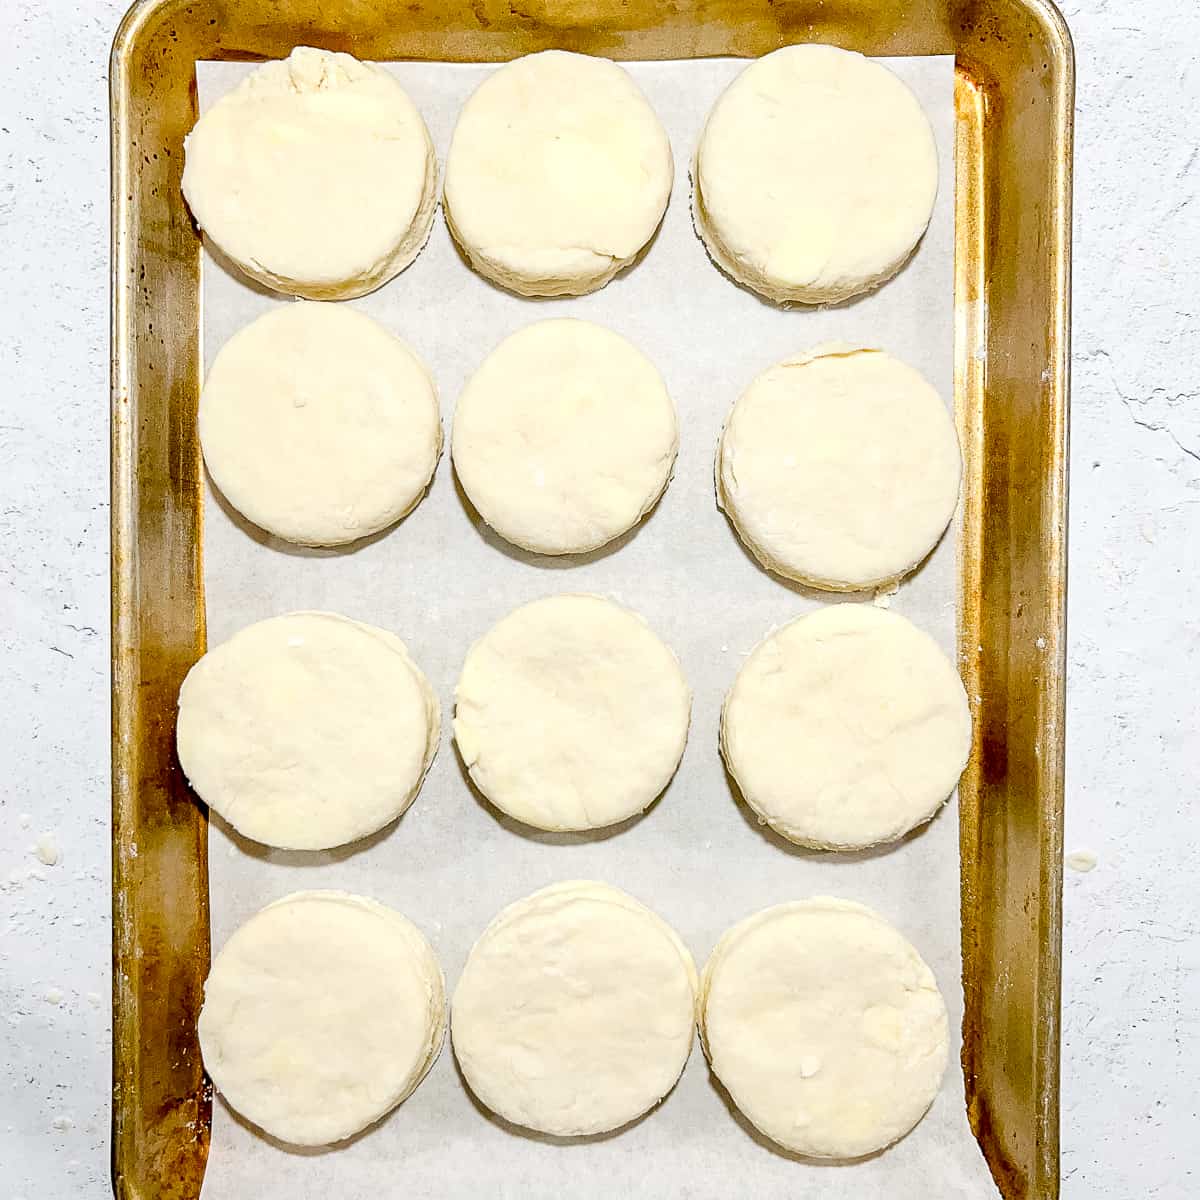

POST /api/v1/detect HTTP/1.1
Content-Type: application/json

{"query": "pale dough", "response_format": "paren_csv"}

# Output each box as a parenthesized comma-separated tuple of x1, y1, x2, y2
(452, 319, 678, 554)
(443, 51, 673, 296)
(199, 302, 441, 547)
(717, 345, 961, 590)
(199, 891, 445, 1146)
(452, 881, 697, 1136)
(454, 595, 691, 831)
(721, 604, 971, 849)
(694, 45, 938, 304)
(177, 611, 439, 850)
(183, 47, 437, 299)
(700, 897, 948, 1159)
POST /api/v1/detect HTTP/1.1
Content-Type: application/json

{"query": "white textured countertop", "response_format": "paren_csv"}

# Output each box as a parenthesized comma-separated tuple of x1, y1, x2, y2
(1, 2, 1196, 1196)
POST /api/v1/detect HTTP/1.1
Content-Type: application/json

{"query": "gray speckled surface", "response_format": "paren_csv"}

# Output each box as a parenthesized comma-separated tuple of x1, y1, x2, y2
(1, 2, 1197, 1196)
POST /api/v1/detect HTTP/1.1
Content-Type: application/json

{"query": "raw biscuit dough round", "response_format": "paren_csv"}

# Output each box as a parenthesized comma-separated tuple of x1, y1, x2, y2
(454, 595, 690, 831)
(452, 881, 698, 1136)
(177, 611, 439, 850)
(452, 319, 678, 554)
(694, 45, 938, 304)
(443, 50, 673, 296)
(199, 890, 445, 1146)
(717, 345, 961, 590)
(721, 604, 971, 849)
(700, 897, 948, 1159)
(182, 46, 437, 299)
(199, 302, 441, 547)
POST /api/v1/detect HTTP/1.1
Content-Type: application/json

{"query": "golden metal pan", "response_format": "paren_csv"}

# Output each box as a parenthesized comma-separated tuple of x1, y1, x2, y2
(110, 2, 1072, 1195)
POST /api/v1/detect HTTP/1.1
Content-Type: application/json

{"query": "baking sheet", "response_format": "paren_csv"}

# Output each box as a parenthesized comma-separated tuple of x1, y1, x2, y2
(195, 54, 994, 1198)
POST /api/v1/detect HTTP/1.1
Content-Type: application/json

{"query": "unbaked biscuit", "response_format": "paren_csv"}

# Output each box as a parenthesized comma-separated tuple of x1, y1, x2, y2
(454, 595, 690, 831)
(452, 881, 697, 1136)
(721, 604, 971, 849)
(199, 303, 440, 547)
(453, 319, 678, 555)
(694, 45, 937, 304)
(444, 51, 672, 296)
(183, 47, 437, 299)
(198, 890, 445, 1146)
(717, 345, 960, 591)
(700, 897, 948, 1159)
(177, 612, 439, 850)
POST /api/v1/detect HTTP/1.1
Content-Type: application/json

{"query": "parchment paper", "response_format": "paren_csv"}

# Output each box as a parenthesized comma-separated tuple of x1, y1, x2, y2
(196, 55, 997, 1198)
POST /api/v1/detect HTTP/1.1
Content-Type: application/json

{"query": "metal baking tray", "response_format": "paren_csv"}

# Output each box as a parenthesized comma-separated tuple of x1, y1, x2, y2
(109, 1, 1072, 1196)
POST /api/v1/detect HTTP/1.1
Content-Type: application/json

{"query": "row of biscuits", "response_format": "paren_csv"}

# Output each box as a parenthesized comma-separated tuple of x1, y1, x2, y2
(202, 306, 962, 591)
(178, 598, 971, 849)
(184, 45, 938, 303)
(201, 884, 949, 1160)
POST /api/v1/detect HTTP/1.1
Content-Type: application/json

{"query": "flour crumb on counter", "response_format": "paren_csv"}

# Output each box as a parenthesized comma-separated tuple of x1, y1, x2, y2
(44, 987, 64, 1005)
(33, 833, 60, 866)
(1065, 849, 1099, 873)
